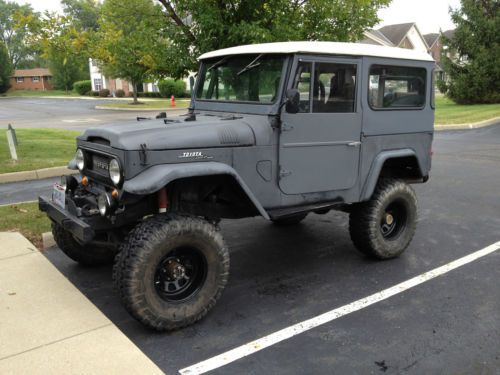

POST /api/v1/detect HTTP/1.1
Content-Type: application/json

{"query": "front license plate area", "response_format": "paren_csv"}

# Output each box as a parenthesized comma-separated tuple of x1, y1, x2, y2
(52, 183, 66, 210)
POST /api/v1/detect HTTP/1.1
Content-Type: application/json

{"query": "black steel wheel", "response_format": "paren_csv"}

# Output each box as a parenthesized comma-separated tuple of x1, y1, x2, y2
(154, 247, 207, 302)
(349, 179, 417, 259)
(114, 214, 229, 331)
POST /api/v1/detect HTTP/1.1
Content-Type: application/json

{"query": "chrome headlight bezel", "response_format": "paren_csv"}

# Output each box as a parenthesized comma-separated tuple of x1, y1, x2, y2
(75, 149, 85, 171)
(109, 158, 122, 185)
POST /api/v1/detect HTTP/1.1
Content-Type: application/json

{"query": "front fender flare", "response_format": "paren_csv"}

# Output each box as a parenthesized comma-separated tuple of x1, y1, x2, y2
(123, 162, 270, 220)
(360, 149, 419, 201)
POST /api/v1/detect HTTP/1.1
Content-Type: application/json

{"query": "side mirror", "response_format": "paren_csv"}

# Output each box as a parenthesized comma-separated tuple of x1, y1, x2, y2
(285, 88, 300, 114)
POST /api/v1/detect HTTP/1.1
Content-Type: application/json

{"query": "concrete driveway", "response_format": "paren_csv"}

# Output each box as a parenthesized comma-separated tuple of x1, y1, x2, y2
(43, 124, 500, 374)
(0, 97, 185, 130)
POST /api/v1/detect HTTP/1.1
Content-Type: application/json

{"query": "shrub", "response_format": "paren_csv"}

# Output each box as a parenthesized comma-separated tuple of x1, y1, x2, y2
(90, 90, 100, 96)
(158, 79, 186, 98)
(436, 79, 448, 94)
(73, 80, 92, 95)
(99, 89, 110, 97)
(115, 89, 125, 97)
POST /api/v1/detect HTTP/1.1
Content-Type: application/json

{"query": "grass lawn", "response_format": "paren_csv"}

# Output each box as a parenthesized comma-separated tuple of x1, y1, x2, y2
(0, 202, 51, 249)
(98, 99, 190, 110)
(2, 89, 80, 97)
(434, 96, 500, 125)
(0, 128, 80, 174)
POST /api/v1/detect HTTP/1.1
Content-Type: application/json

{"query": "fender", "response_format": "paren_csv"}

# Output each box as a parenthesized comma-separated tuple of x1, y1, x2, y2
(123, 161, 270, 220)
(360, 149, 421, 201)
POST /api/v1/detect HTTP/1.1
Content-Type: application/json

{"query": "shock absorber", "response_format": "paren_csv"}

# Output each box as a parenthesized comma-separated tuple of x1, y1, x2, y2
(158, 187, 168, 213)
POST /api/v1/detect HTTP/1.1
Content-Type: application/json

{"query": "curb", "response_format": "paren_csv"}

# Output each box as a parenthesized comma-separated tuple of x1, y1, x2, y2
(42, 231, 56, 250)
(94, 105, 189, 111)
(0, 166, 77, 184)
(0, 231, 164, 374)
(435, 117, 500, 131)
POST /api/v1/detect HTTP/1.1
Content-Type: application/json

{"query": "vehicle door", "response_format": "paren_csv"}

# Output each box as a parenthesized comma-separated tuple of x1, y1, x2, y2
(278, 56, 362, 194)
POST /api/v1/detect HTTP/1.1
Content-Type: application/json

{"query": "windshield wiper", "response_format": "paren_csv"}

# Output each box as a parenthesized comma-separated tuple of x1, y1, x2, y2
(237, 54, 263, 76)
(207, 57, 227, 71)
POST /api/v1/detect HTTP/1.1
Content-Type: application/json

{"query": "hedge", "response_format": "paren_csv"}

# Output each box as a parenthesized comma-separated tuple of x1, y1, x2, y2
(73, 80, 92, 95)
(158, 79, 186, 98)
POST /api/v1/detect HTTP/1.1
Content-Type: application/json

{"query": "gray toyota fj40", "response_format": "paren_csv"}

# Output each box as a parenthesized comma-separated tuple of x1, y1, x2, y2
(39, 42, 434, 331)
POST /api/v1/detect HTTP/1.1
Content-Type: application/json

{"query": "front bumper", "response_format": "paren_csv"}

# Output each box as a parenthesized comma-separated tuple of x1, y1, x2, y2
(39, 196, 95, 243)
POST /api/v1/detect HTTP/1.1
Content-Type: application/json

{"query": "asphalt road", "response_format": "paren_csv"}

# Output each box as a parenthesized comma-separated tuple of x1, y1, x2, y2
(42, 124, 500, 374)
(0, 97, 185, 130)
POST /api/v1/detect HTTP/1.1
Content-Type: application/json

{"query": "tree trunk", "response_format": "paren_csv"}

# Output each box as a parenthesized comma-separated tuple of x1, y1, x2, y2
(132, 81, 138, 104)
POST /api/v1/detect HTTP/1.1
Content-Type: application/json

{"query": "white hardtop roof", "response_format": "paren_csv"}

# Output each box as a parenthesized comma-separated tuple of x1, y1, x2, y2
(198, 41, 434, 62)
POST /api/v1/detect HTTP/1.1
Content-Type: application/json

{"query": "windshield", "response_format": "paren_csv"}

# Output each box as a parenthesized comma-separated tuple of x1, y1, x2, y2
(196, 54, 285, 104)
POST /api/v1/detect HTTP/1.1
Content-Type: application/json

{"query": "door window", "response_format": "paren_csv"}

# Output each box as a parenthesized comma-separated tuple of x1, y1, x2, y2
(313, 63, 357, 113)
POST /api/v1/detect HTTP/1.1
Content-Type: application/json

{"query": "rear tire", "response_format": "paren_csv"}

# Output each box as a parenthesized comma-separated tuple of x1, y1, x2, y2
(272, 213, 308, 226)
(52, 223, 118, 266)
(114, 214, 229, 331)
(349, 179, 417, 259)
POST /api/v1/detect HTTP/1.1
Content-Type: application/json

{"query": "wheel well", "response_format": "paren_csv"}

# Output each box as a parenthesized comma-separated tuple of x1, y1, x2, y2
(379, 156, 423, 180)
(166, 174, 260, 219)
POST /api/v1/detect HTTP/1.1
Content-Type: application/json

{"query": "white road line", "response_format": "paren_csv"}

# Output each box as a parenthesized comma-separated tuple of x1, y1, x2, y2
(179, 241, 500, 375)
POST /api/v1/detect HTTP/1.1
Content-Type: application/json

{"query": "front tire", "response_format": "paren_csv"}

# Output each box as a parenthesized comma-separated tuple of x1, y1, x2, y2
(52, 223, 118, 266)
(349, 179, 417, 259)
(114, 214, 229, 331)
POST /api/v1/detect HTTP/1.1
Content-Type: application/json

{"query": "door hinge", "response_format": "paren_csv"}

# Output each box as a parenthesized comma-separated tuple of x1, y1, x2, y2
(281, 123, 294, 132)
(279, 168, 292, 179)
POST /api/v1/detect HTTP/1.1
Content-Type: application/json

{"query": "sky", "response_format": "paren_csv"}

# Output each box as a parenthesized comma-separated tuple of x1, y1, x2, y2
(13, 0, 460, 34)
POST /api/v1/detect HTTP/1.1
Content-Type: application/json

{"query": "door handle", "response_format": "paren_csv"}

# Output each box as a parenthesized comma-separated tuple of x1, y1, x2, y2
(347, 141, 361, 147)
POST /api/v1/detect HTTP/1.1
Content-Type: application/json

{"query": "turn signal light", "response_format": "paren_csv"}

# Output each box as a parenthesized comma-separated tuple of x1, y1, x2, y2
(111, 189, 119, 198)
(81, 176, 89, 186)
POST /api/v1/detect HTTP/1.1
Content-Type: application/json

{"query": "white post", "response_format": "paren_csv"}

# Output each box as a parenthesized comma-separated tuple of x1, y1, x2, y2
(6, 129, 18, 161)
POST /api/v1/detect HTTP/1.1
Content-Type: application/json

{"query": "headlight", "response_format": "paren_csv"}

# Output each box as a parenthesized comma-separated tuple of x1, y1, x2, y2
(98, 192, 116, 217)
(75, 149, 85, 171)
(97, 193, 108, 216)
(109, 158, 122, 185)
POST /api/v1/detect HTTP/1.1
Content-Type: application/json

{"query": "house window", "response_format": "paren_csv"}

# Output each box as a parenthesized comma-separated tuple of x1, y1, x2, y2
(32, 76, 40, 82)
(16, 77, 24, 83)
(94, 78, 103, 91)
(368, 65, 426, 109)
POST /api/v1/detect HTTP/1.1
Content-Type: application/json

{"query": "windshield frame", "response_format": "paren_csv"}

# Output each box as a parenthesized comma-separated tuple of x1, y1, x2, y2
(192, 54, 291, 115)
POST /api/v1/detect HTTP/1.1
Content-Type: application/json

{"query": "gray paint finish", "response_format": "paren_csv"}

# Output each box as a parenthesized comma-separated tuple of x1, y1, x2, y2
(74, 49, 434, 219)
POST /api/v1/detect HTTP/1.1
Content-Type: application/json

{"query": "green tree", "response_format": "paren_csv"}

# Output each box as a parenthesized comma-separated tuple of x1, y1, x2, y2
(156, 0, 391, 77)
(93, 0, 168, 103)
(0, 0, 38, 68)
(0, 41, 12, 93)
(441, 0, 500, 104)
(61, 0, 101, 31)
(20, 12, 92, 91)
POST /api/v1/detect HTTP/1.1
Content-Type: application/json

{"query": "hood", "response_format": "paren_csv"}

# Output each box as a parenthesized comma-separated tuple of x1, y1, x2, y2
(78, 116, 256, 150)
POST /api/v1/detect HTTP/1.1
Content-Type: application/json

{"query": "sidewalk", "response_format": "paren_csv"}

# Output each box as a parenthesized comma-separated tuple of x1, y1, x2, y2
(0, 232, 163, 374)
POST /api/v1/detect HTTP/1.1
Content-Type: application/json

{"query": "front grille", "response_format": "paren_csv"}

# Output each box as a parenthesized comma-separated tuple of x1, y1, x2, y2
(89, 153, 110, 177)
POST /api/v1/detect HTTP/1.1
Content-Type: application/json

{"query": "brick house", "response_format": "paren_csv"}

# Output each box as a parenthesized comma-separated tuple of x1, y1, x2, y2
(9, 68, 53, 91)
(423, 30, 455, 81)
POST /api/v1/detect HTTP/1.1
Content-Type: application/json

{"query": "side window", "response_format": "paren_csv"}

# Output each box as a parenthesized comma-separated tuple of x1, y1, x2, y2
(369, 65, 426, 109)
(292, 61, 312, 113)
(313, 63, 357, 113)
(431, 69, 436, 109)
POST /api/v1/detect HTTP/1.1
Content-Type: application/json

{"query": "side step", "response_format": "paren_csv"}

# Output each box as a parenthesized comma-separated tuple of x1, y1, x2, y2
(267, 199, 344, 220)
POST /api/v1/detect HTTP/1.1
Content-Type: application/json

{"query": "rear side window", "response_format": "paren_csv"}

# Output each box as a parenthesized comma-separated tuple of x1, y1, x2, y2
(369, 65, 426, 109)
